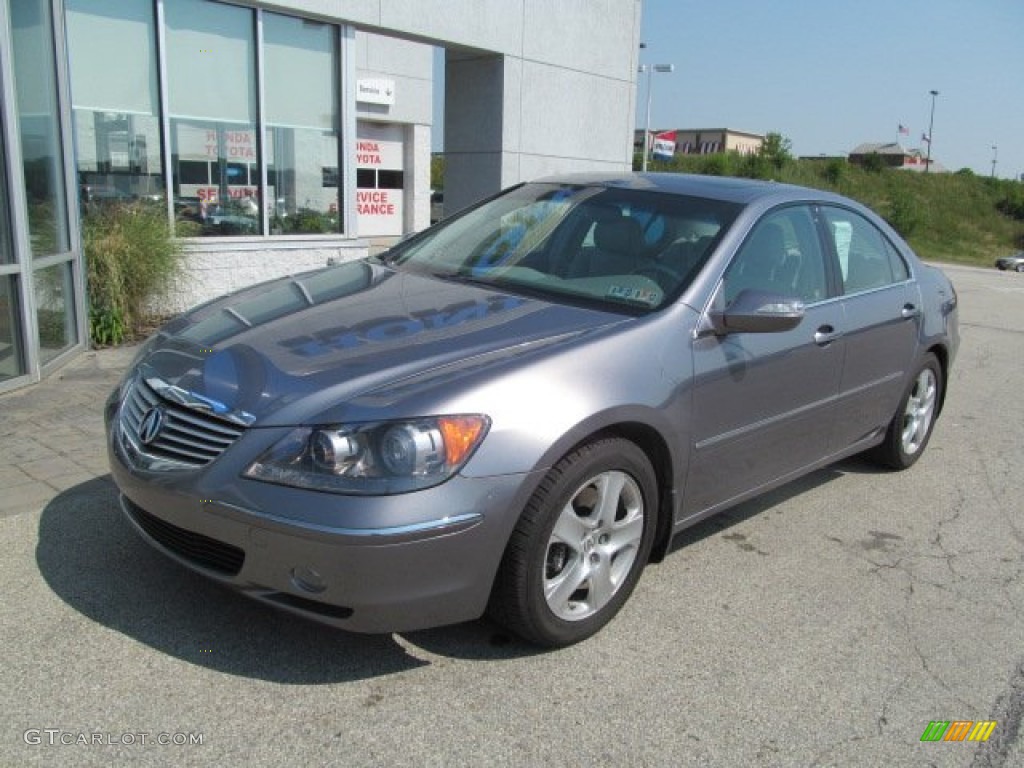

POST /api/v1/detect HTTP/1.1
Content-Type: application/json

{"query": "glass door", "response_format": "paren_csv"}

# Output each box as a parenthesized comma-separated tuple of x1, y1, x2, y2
(0, 102, 28, 384)
(0, 0, 85, 391)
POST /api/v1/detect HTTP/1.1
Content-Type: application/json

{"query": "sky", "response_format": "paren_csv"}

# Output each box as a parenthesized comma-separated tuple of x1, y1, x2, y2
(635, 0, 1022, 178)
(434, 0, 1023, 180)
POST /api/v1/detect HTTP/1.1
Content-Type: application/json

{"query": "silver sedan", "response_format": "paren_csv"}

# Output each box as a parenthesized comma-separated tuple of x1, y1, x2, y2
(995, 251, 1024, 272)
(105, 173, 959, 647)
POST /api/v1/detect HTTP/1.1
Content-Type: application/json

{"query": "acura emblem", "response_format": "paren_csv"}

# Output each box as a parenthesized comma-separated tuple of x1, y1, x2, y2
(138, 407, 165, 445)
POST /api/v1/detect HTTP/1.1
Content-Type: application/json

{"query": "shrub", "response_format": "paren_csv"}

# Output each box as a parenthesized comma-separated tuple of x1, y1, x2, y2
(698, 154, 728, 176)
(738, 152, 771, 180)
(271, 208, 338, 234)
(995, 187, 1024, 221)
(83, 201, 182, 346)
(823, 159, 846, 187)
(885, 187, 920, 237)
(861, 153, 887, 174)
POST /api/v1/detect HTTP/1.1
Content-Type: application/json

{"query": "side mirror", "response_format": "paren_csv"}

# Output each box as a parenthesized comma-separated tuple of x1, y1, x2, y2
(711, 289, 805, 334)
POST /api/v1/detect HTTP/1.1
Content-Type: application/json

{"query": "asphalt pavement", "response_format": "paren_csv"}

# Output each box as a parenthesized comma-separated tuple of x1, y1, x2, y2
(1, 263, 1021, 767)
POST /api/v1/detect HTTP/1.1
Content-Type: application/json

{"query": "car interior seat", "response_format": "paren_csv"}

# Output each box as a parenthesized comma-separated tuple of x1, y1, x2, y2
(568, 216, 643, 278)
(844, 237, 893, 293)
(725, 221, 787, 303)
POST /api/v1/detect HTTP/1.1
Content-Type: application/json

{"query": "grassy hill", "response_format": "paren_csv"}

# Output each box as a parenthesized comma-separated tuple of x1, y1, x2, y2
(644, 152, 1024, 267)
(432, 150, 1024, 267)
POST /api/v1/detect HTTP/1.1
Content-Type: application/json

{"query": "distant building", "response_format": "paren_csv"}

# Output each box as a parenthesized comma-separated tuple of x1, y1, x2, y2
(635, 128, 765, 157)
(848, 142, 945, 172)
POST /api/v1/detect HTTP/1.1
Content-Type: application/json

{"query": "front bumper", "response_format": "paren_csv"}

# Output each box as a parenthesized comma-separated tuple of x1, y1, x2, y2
(107, 410, 538, 634)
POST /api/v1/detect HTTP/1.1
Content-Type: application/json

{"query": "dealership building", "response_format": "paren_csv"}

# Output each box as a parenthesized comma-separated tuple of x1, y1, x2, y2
(0, 0, 641, 392)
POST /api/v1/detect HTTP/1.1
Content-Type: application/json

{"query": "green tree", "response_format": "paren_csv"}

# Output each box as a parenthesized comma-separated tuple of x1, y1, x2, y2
(760, 132, 793, 170)
(430, 154, 445, 190)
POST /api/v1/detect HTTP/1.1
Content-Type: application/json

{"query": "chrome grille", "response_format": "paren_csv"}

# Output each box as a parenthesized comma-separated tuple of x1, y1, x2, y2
(120, 377, 246, 468)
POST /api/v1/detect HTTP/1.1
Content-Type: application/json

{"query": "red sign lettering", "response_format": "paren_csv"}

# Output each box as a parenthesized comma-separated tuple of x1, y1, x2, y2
(356, 190, 394, 216)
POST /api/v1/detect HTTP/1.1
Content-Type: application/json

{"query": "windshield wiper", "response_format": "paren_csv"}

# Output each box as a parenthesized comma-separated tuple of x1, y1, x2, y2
(432, 269, 501, 288)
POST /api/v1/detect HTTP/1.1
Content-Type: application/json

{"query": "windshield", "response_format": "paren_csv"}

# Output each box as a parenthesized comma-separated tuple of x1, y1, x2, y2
(384, 183, 741, 312)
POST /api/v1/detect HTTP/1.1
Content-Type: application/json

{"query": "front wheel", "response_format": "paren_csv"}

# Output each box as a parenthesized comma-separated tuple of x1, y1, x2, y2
(488, 438, 658, 647)
(1015, 263, 1024, 273)
(870, 353, 942, 470)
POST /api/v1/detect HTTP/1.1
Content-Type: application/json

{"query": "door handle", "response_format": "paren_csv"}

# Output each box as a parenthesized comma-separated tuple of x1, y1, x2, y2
(814, 325, 842, 346)
(901, 303, 920, 319)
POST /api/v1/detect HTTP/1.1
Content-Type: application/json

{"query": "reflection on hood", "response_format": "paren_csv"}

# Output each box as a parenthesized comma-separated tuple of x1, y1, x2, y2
(136, 261, 627, 424)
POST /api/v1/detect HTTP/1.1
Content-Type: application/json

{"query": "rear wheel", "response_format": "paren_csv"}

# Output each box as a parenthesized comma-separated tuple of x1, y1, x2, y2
(870, 353, 942, 470)
(488, 438, 657, 647)
(1016, 263, 1024, 273)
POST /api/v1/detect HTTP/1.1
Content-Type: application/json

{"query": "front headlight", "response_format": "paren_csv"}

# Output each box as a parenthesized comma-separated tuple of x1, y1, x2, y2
(243, 415, 489, 495)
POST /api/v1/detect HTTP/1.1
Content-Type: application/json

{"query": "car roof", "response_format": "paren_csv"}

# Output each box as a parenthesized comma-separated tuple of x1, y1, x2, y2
(531, 171, 850, 207)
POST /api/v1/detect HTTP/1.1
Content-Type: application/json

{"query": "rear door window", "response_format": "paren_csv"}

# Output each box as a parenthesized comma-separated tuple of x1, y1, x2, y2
(821, 207, 909, 294)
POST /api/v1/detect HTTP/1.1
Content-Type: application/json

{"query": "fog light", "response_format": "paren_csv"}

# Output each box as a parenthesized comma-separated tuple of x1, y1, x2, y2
(290, 566, 326, 594)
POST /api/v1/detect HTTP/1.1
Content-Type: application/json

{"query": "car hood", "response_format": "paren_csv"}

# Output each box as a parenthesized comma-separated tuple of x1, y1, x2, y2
(132, 261, 629, 426)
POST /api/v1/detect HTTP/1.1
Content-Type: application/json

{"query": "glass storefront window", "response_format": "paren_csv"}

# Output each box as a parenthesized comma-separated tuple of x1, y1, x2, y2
(264, 13, 340, 234)
(64, 0, 347, 241)
(1, 100, 26, 381)
(0, 275, 26, 382)
(10, 0, 70, 257)
(0, 110, 12, 266)
(166, 0, 260, 236)
(66, 0, 164, 216)
(33, 261, 76, 365)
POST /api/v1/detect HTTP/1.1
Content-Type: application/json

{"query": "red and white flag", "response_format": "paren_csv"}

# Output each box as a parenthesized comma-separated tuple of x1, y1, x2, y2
(898, 124, 909, 136)
(652, 131, 677, 160)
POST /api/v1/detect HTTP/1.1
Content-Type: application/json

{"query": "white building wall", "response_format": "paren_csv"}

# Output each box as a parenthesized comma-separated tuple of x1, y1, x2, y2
(159, 241, 369, 314)
(408, 123, 431, 233)
(280, 1, 642, 213)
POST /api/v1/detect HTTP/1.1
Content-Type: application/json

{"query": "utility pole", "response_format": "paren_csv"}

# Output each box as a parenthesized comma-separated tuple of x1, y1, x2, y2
(924, 89, 939, 173)
(639, 63, 674, 172)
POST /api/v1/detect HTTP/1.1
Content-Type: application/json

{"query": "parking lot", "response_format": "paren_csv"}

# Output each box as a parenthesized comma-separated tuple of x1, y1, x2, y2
(1, 262, 1021, 767)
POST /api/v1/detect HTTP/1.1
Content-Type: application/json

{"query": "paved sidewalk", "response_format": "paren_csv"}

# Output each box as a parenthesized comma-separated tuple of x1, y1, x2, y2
(0, 346, 137, 518)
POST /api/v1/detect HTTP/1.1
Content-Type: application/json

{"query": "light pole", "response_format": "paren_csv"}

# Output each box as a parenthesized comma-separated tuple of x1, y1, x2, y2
(990, 145, 998, 178)
(924, 89, 939, 173)
(639, 63, 674, 172)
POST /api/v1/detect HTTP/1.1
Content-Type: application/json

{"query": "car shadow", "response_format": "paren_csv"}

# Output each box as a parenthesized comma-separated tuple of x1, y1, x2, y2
(667, 460, 863, 552)
(35, 477, 540, 683)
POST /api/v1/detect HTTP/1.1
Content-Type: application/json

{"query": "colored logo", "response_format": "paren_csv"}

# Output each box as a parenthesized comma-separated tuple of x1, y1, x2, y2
(920, 720, 997, 742)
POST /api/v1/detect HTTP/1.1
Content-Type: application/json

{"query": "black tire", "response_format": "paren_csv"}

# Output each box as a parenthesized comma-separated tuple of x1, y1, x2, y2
(1015, 263, 1024, 273)
(869, 353, 942, 470)
(488, 438, 658, 647)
